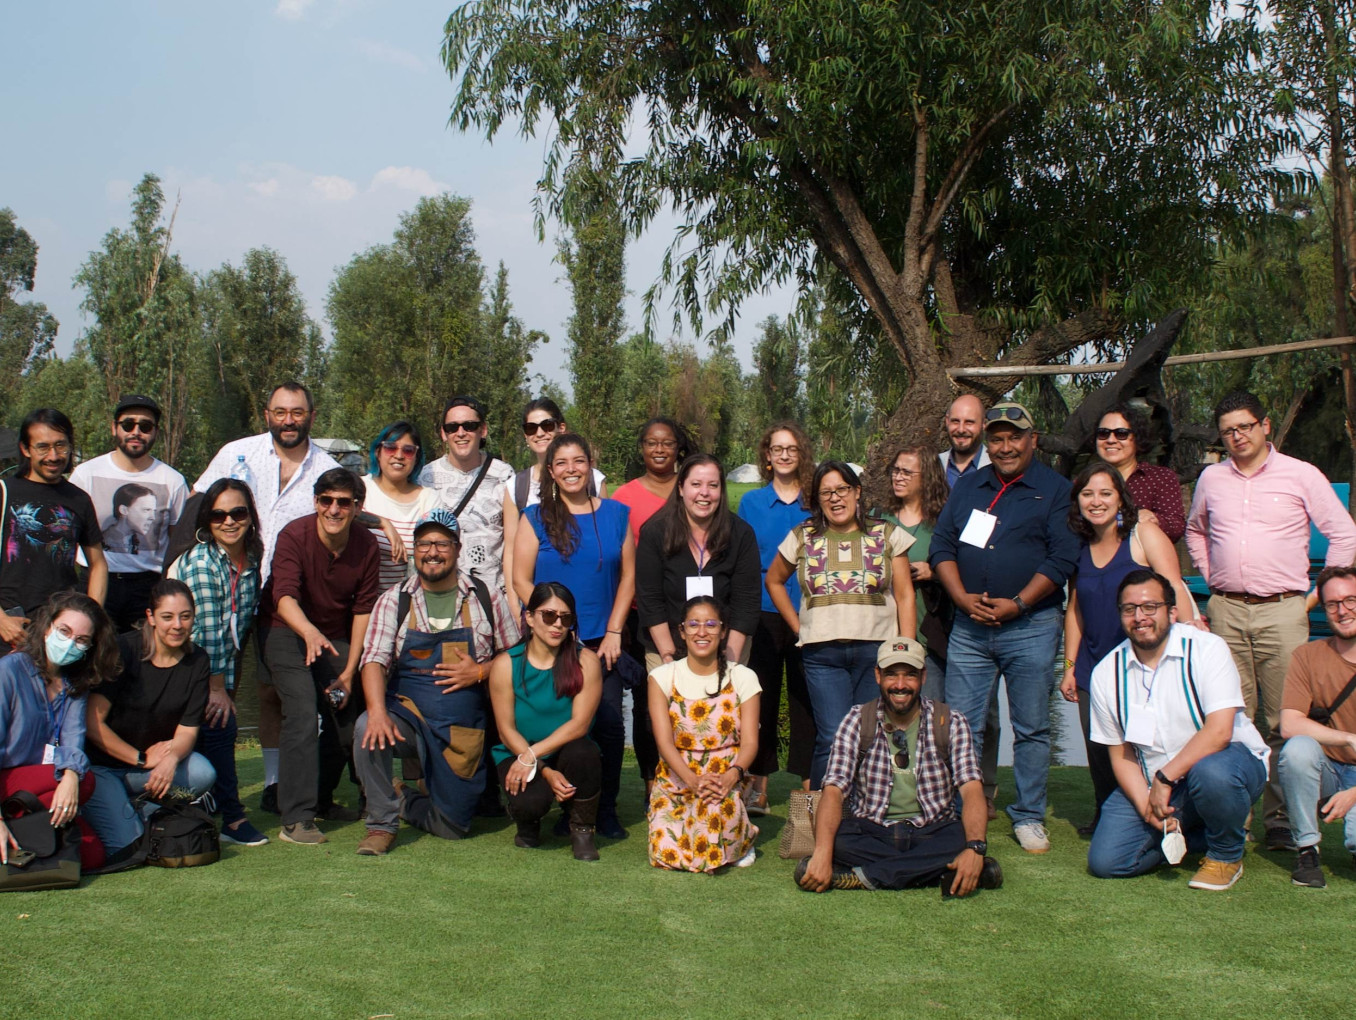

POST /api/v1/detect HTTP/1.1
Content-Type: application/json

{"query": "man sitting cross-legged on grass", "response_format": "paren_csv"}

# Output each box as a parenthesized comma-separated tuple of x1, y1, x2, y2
(1088, 569, 1269, 890)
(795, 636, 1001, 896)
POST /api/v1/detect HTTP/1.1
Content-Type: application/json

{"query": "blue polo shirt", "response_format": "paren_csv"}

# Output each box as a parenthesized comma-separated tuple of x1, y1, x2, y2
(929, 460, 1077, 613)
(737, 482, 811, 614)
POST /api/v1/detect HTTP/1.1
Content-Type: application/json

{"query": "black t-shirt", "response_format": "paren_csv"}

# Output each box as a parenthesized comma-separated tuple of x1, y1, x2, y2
(0, 476, 102, 613)
(87, 634, 210, 768)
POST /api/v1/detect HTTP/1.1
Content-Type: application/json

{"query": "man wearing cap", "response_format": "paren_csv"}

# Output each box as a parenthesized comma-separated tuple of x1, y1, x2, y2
(69, 395, 188, 631)
(795, 636, 1000, 894)
(930, 401, 1079, 854)
(352, 509, 520, 854)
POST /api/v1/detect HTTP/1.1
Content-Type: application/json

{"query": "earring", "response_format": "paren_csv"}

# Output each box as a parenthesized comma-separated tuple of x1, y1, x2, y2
(1115, 510, 1123, 527)
(551, 481, 558, 501)
(195, 527, 209, 544)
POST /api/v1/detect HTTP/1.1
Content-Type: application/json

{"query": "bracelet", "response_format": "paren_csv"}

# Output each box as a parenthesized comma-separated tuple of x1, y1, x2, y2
(731, 764, 747, 782)
(517, 750, 537, 767)
(1063, 658, 1075, 672)
(606, 629, 622, 635)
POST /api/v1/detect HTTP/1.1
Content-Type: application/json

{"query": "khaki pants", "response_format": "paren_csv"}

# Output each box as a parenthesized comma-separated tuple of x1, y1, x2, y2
(1207, 594, 1310, 830)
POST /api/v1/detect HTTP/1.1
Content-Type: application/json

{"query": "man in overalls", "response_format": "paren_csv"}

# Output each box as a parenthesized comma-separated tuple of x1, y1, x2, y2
(353, 509, 520, 855)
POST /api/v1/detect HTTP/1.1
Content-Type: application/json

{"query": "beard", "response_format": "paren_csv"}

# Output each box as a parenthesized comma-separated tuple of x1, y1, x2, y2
(269, 421, 310, 449)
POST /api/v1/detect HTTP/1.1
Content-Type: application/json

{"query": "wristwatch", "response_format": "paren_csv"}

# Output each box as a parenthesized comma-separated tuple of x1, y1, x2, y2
(1012, 595, 1030, 616)
(135, 750, 147, 769)
(1154, 769, 1180, 789)
(965, 839, 988, 856)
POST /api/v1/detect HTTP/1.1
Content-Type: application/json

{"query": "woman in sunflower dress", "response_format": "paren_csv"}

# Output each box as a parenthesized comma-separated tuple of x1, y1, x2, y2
(647, 596, 762, 871)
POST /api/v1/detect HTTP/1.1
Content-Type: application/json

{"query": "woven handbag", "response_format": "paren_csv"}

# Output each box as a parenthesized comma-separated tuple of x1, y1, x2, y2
(776, 789, 819, 859)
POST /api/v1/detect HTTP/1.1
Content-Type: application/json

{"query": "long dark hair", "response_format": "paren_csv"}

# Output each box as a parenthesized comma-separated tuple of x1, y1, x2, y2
(523, 396, 565, 426)
(756, 421, 814, 499)
(1068, 460, 1138, 541)
(660, 454, 734, 561)
(538, 433, 594, 559)
(518, 582, 585, 699)
(18, 408, 75, 476)
(807, 460, 871, 535)
(883, 445, 948, 524)
(679, 595, 730, 697)
(368, 420, 427, 479)
(195, 478, 264, 565)
(21, 592, 119, 696)
(138, 577, 196, 662)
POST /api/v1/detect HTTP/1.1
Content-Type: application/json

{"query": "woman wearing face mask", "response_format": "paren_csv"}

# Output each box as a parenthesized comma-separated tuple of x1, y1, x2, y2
(514, 397, 607, 510)
(361, 421, 439, 590)
(0, 592, 119, 869)
(82, 579, 217, 864)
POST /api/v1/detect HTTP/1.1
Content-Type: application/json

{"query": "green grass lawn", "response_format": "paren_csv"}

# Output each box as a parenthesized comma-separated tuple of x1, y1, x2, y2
(3, 752, 1352, 1019)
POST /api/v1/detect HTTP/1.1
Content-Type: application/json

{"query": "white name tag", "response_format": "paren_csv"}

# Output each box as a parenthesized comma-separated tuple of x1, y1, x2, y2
(1124, 705, 1156, 747)
(686, 575, 714, 600)
(43, 743, 56, 765)
(959, 509, 998, 548)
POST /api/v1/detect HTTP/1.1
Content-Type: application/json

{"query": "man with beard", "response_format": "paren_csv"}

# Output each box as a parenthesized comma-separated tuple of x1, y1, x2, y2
(195, 382, 339, 811)
(0, 408, 107, 653)
(351, 509, 520, 855)
(795, 636, 1000, 895)
(1087, 569, 1269, 890)
(938, 394, 990, 487)
(70, 395, 188, 631)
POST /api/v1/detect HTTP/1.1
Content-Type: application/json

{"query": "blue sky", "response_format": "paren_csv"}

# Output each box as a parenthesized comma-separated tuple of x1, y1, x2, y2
(3, 0, 789, 394)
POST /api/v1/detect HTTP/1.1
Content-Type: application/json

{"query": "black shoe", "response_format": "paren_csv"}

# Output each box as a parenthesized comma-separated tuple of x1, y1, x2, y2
(514, 819, 542, 849)
(1292, 846, 1326, 888)
(260, 783, 279, 815)
(941, 857, 1003, 899)
(552, 810, 571, 837)
(1265, 826, 1297, 852)
(793, 855, 866, 891)
(596, 807, 628, 840)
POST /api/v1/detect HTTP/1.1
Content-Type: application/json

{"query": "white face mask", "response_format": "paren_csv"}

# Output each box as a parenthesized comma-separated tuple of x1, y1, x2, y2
(1161, 818, 1186, 866)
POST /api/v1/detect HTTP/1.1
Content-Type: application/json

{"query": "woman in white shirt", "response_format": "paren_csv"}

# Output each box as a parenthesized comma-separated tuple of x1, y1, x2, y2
(362, 421, 439, 590)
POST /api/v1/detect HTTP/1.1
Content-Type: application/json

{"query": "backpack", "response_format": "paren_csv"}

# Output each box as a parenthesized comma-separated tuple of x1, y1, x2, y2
(144, 802, 220, 868)
(0, 791, 82, 891)
(857, 698, 952, 775)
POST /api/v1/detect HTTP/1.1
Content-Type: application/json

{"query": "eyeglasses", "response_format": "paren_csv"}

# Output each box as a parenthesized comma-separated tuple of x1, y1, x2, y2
(534, 609, 576, 629)
(769, 445, 799, 456)
(523, 418, 560, 436)
(890, 729, 910, 770)
(1322, 595, 1356, 616)
(116, 418, 157, 434)
(1219, 420, 1261, 441)
(414, 538, 456, 552)
(642, 438, 677, 451)
(1118, 601, 1167, 618)
(442, 420, 482, 434)
(1095, 427, 1133, 441)
(268, 408, 310, 423)
(682, 619, 723, 633)
(379, 441, 418, 457)
(208, 507, 251, 524)
(54, 623, 93, 651)
(818, 484, 855, 503)
(889, 466, 917, 479)
(29, 441, 71, 456)
(316, 495, 356, 511)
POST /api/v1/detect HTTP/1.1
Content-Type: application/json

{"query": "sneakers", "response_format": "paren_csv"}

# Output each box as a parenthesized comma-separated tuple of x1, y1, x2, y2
(279, 821, 328, 845)
(1189, 856, 1243, 890)
(1265, 826, 1298, 852)
(1292, 846, 1326, 889)
(733, 847, 757, 868)
(941, 856, 1004, 898)
(986, 797, 998, 822)
(1012, 821, 1050, 854)
(220, 818, 269, 847)
(356, 829, 397, 856)
(259, 783, 279, 815)
(793, 856, 868, 890)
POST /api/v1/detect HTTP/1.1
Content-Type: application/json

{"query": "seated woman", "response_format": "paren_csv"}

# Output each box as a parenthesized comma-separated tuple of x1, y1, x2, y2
(488, 582, 603, 860)
(82, 579, 217, 863)
(0, 592, 119, 869)
(648, 596, 761, 872)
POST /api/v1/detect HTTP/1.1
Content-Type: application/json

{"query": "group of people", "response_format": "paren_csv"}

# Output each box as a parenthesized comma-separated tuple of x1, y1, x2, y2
(3, 381, 1356, 896)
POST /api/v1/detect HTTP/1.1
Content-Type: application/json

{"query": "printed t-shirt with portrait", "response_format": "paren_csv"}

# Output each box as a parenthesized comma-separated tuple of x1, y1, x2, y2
(0, 476, 102, 614)
(86, 634, 211, 768)
(418, 456, 515, 590)
(361, 477, 439, 591)
(69, 453, 188, 574)
(777, 519, 913, 646)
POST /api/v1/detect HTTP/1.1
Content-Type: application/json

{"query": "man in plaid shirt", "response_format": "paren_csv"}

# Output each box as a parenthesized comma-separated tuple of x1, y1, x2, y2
(796, 636, 1002, 894)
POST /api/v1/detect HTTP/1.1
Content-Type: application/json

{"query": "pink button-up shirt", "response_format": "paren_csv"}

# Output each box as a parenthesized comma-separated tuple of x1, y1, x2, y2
(1185, 446, 1356, 595)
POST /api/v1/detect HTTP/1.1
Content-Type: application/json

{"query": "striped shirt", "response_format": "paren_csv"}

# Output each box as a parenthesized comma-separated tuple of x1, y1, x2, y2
(167, 541, 261, 691)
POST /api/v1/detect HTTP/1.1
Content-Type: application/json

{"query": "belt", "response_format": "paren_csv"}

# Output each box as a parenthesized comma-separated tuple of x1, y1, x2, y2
(1210, 589, 1305, 605)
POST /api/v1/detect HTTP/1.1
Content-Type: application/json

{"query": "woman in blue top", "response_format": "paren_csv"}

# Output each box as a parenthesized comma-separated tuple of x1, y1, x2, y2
(736, 421, 814, 811)
(489, 582, 603, 860)
(512, 432, 635, 839)
(1059, 461, 1198, 830)
(0, 591, 119, 868)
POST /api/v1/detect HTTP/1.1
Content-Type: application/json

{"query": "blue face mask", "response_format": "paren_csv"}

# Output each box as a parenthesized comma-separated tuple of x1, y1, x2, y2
(45, 629, 86, 668)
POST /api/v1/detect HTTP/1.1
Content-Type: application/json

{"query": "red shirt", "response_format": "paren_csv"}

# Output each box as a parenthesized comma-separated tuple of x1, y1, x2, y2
(611, 478, 670, 544)
(259, 514, 381, 640)
(1125, 463, 1185, 543)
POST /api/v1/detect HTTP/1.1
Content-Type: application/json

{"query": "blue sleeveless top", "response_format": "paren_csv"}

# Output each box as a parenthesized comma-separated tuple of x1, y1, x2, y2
(1073, 536, 1138, 691)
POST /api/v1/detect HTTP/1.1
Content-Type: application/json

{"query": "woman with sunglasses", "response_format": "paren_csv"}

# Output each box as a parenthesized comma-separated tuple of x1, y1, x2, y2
(489, 582, 604, 859)
(766, 461, 916, 788)
(1092, 403, 1185, 543)
(362, 421, 439, 590)
(513, 433, 636, 839)
(514, 397, 607, 510)
(167, 478, 268, 846)
(0, 592, 119, 869)
(648, 596, 761, 871)
(1060, 460, 1199, 831)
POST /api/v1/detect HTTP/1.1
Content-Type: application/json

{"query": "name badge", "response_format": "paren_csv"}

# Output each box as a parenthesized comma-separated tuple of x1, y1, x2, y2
(959, 509, 997, 548)
(686, 575, 714, 600)
(43, 743, 56, 765)
(1123, 705, 1156, 747)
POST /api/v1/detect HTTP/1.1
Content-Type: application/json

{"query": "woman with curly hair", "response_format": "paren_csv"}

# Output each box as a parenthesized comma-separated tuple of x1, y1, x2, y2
(647, 596, 761, 871)
(1092, 402, 1185, 543)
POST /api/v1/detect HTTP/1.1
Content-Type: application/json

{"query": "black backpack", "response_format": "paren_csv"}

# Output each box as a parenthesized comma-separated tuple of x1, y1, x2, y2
(145, 802, 220, 868)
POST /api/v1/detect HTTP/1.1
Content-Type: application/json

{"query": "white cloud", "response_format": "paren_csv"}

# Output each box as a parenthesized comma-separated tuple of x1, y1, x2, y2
(249, 178, 280, 198)
(355, 39, 426, 73)
(369, 165, 448, 197)
(275, 0, 315, 20)
(311, 175, 357, 202)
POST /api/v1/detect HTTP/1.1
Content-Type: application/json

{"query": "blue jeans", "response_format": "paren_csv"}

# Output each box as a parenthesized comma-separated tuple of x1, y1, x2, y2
(195, 703, 246, 825)
(1279, 735, 1356, 853)
(1087, 742, 1266, 877)
(943, 607, 1060, 825)
(802, 640, 880, 787)
(84, 754, 218, 854)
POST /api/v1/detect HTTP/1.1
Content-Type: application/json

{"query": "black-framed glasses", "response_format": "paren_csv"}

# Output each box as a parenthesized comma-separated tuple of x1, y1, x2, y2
(1095, 427, 1133, 441)
(818, 484, 854, 503)
(522, 418, 560, 436)
(1323, 595, 1356, 616)
(769, 444, 799, 456)
(208, 507, 251, 524)
(316, 495, 356, 511)
(443, 419, 482, 434)
(1118, 601, 1167, 618)
(535, 609, 576, 629)
(890, 729, 910, 770)
(379, 441, 418, 457)
(1219, 420, 1260, 441)
(413, 538, 456, 552)
(116, 418, 157, 434)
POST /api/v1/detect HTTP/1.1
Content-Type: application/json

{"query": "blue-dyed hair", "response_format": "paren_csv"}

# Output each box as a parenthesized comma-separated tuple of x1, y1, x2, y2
(368, 420, 427, 478)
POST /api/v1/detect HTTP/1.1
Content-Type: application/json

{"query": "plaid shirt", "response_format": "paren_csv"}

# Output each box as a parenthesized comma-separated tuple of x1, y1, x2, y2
(360, 574, 521, 673)
(167, 541, 261, 691)
(822, 697, 982, 827)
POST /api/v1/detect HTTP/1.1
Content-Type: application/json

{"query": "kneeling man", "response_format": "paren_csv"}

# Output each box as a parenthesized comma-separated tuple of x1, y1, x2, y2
(796, 636, 1001, 895)
(1088, 569, 1269, 890)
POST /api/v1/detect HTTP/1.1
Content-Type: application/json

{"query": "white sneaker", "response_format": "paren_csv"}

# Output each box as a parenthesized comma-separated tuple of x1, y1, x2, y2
(734, 847, 757, 868)
(1013, 821, 1050, 854)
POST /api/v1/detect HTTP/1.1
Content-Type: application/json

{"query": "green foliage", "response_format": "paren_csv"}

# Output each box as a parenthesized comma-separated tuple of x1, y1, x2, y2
(13, 354, 106, 456)
(0, 208, 58, 421)
(483, 262, 545, 467)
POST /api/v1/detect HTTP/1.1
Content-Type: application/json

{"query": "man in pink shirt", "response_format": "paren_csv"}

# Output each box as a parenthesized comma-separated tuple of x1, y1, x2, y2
(1186, 391, 1356, 850)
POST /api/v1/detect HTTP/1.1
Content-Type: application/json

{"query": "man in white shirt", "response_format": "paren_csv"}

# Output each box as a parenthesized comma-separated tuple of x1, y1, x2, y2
(70, 394, 188, 631)
(1087, 568, 1268, 890)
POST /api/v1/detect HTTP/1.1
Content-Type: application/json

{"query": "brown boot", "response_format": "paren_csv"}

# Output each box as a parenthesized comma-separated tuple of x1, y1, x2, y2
(569, 793, 600, 861)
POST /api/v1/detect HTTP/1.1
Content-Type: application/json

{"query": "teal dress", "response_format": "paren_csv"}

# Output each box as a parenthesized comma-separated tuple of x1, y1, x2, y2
(491, 644, 577, 765)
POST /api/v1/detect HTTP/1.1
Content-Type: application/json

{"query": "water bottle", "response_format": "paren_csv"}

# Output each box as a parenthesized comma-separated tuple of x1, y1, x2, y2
(229, 454, 253, 489)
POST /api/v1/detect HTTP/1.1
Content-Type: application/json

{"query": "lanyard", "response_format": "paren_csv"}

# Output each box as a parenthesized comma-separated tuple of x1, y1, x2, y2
(985, 473, 1024, 514)
(691, 538, 708, 575)
(48, 687, 68, 747)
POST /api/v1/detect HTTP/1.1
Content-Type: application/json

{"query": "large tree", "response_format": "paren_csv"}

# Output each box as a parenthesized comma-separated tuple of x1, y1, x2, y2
(444, 0, 1294, 476)
(0, 209, 58, 421)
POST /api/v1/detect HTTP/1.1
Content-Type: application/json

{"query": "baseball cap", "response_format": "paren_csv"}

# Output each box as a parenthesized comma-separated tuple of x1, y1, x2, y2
(114, 394, 162, 422)
(984, 402, 1035, 432)
(413, 508, 461, 540)
(877, 636, 926, 671)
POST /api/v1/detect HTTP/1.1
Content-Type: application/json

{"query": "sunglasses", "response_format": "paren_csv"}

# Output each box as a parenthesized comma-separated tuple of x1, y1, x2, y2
(208, 507, 251, 524)
(890, 729, 910, 770)
(1095, 427, 1133, 441)
(116, 418, 157, 434)
(985, 407, 1029, 424)
(316, 495, 356, 511)
(522, 418, 560, 436)
(534, 609, 576, 629)
(442, 420, 483, 434)
(380, 441, 419, 457)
